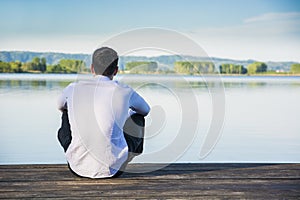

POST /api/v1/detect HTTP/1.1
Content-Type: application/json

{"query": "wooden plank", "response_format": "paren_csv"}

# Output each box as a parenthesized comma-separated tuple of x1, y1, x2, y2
(0, 163, 299, 199)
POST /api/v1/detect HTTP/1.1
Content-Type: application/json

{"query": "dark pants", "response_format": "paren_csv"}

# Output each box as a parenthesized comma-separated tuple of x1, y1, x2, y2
(57, 110, 145, 178)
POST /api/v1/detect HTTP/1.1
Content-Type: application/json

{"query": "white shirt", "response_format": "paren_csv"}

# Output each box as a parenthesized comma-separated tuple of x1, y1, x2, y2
(57, 75, 150, 178)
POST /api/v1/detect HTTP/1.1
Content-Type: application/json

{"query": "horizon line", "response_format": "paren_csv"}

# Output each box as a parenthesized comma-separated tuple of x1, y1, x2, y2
(0, 49, 299, 63)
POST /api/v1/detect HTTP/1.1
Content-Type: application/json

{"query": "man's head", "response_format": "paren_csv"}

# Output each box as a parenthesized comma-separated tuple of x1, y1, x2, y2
(92, 47, 119, 77)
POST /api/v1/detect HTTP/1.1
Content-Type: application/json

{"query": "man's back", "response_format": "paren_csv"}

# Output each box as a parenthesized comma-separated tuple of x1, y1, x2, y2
(57, 47, 150, 178)
(58, 75, 149, 178)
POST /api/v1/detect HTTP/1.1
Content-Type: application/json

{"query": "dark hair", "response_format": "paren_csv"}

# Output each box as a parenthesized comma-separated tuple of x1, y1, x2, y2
(92, 47, 118, 76)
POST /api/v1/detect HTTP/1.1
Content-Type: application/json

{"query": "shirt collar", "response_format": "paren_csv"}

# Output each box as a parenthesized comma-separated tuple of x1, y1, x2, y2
(94, 75, 111, 81)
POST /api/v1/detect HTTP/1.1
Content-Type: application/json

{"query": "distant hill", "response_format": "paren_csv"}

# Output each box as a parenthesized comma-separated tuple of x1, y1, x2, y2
(0, 51, 297, 71)
(0, 51, 90, 66)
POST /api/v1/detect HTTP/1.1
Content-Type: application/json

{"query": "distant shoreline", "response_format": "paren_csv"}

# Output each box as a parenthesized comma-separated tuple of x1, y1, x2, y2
(1, 72, 300, 77)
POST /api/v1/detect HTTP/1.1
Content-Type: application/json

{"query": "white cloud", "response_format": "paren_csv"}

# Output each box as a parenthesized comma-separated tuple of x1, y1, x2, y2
(244, 12, 300, 23)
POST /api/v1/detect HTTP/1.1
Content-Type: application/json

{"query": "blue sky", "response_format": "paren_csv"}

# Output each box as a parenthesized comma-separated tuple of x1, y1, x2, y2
(0, 0, 300, 61)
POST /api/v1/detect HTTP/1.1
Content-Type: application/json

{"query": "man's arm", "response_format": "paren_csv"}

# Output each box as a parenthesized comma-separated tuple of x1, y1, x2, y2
(129, 91, 150, 116)
(57, 83, 73, 112)
(57, 93, 67, 111)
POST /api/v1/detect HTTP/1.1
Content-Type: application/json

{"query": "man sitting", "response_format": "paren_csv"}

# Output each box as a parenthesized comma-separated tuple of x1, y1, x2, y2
(57, 47, 150, 178)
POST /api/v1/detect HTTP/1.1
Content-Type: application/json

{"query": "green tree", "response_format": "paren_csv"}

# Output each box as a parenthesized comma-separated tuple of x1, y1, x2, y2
(45, 59, 86, 73)
(46, 64, 65, 73)
(192, 62, 215, 73)
(219, 63, 247, 74)
(174, 61, 193, 74)
(290, 63, 300, 74)
(10, 61, 22, 73)
(0, 61, 11, 72)
(21, 62, 32, 72)
(22, 57, 47, 72)
(174, 61, 215, 74)
(58, 59, 86, 73)
(0, 57, 88, 74)
(125, 61, 158, 73)
(32, 57, 40, 67)
(247, 62, 267, 74)
(40, 57, 47, 72)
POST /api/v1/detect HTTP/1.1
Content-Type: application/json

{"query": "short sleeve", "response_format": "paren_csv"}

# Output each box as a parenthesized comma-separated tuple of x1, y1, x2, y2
(129, 91, 150, 116)
(57, 83, 74, 110)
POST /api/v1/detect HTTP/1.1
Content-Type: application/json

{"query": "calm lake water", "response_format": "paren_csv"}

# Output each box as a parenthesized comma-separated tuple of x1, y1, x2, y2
(0, 73, 299, 164)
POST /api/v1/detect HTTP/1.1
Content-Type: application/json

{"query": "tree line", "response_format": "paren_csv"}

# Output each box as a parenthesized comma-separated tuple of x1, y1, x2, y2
(174, 61, 215, 74)
(0, 57, 87, 73)
(125, 61, 158, 73)
(174, 61, 267, 75)
(175, 61, 300, 75)
(125, 61, 300, 75)
(1, 57, 300, 75)
(290, 63, 300, 74)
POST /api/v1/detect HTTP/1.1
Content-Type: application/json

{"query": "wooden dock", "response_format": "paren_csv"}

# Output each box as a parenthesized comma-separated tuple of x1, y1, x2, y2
(0, 163, 299, 199)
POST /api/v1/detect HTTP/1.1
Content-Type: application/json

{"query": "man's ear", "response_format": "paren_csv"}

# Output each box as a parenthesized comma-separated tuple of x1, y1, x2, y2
(90, 64, 95, 74)
(113, 67, 119, 76)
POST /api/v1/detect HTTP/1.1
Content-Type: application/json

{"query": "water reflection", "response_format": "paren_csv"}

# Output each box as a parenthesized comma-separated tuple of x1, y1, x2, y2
(1, 74, 300, 91)
(0, 79, 72, 91)
(222, 82, 267, 88)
